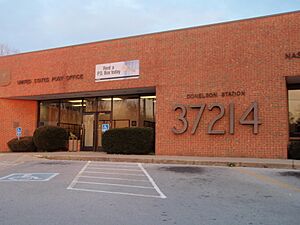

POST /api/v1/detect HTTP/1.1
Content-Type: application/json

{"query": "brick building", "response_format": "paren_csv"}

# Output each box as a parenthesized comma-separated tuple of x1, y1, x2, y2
(0, 11, 300, 158)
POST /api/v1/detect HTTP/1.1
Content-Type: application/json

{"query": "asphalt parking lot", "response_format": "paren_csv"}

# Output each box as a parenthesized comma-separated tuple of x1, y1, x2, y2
(0, 155, 299, 225)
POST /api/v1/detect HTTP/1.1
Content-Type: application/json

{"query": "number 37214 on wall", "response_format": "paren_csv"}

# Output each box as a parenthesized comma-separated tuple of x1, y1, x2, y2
(172, 102, 261, 135)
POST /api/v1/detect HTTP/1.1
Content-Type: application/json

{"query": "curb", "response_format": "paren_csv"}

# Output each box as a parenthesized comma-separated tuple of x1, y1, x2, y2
(35, 155, 300, 170)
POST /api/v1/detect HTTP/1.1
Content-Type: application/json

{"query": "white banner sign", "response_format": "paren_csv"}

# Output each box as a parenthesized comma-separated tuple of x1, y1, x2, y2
(95, 60, 139, 82)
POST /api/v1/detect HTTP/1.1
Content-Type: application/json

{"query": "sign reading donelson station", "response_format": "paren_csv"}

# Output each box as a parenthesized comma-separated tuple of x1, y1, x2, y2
(95, 60, 139, 82)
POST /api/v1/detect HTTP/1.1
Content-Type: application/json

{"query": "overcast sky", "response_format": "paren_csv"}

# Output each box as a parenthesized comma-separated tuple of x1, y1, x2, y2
(1, 0, 300, 53)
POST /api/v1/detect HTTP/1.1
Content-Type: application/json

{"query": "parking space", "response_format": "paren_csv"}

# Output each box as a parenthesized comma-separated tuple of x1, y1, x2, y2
(0, 155, 299, 225)
(0, 154, 29, 170)
(234, 167, 300, 193)
(0, 161, 21, 170)
(67, 161, 166, 198)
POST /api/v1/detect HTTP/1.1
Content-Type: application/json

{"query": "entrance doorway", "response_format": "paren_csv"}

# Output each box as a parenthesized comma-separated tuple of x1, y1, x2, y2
(286, 77, 300, 159)
(82, 111, 112, 151)
(82, 113, 95, 150)
(38, 94, 156, 152)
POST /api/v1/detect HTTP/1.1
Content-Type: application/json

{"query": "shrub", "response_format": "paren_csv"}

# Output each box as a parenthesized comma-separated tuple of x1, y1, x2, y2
(33, 126, 68, 152)
(102, 127, 154, 154)
(7, 136, 36, 152)
(288, 141, 300, 160)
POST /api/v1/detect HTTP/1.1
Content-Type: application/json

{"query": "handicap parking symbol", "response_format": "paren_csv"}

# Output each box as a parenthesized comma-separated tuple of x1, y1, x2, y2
(10, 174, 41, 181)
(0, 173, 59, 181)
(102, 124, 110, 133)
(16, 127, 22, 137)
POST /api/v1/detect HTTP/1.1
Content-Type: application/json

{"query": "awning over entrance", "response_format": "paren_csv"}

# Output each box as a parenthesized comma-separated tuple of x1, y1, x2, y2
(7, 87, 156, 101)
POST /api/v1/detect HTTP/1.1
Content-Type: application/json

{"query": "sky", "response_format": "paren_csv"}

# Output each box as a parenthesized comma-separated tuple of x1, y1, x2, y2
(1, 0, 300, 53)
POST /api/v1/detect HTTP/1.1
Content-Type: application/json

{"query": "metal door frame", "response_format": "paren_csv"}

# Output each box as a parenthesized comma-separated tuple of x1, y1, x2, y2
(82, 112, 97, 151)
(82, 111, 112, 151)
(96, 111, 112, 150)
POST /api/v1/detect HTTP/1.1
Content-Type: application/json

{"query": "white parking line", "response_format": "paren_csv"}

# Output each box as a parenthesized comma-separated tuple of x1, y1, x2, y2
(0, 162, 24, 171)
(0, 161, 23, 166)
(67, 161, 167, 199)
(76, 181, 154, 189)
(69, 187, 164, 199)
(67, 161, 91, 190)
(87, 167, 141, 172)
(138, 163, 167, 199)
(90, 164, 137, 168)
(89, 162, 139, 167)
(83, 171, 145, 176)
(79, 175, 149, 182)
(90, 164, 141, 168)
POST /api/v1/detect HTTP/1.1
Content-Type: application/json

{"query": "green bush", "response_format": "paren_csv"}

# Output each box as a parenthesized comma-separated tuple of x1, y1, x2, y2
(288, 141, 300, 159)
(33, 126, 68, 152)
(7, 136, 36, 152)
(102, 127, 154, 154)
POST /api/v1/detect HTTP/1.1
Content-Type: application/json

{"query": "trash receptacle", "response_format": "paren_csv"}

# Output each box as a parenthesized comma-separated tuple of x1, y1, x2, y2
(68, 137, 81, 152)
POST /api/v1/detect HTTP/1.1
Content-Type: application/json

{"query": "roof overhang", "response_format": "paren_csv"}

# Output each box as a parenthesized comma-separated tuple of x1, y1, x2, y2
(6, 87, 156, 101)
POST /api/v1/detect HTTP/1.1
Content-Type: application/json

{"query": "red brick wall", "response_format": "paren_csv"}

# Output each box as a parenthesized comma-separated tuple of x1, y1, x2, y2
(0, 12, 300, 157)
(0, 99, 37, 151)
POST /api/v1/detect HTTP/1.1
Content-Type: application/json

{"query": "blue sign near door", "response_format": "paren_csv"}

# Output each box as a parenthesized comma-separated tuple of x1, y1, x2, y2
(102, 124, 110, 132)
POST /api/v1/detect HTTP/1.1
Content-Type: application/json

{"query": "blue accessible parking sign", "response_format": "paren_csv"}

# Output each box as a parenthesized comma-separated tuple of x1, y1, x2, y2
(16, 127, 22, 136)
(102, 124, 110, 133)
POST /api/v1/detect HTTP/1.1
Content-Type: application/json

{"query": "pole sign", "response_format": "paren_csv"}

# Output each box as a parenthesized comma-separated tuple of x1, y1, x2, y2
(16, 127, 22, 140)
(102, 124, 110, 133)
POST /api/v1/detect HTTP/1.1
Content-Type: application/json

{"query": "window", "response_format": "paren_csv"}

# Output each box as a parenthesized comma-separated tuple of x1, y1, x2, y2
(84, 98, 97, 112)
(98, 97, 112, 111)
(113, 96, 139, 128)
(39, 100, 60, 126)
(288, 90, 300, 137)
(59, 99, 83, 139)
(140, 95, 156, 128)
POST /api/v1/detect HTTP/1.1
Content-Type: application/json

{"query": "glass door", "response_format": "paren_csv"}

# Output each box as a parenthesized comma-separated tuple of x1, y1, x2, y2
(82, 113, 95, 150)
(288, 89, 300, 159)
(97, 111, 112, 149)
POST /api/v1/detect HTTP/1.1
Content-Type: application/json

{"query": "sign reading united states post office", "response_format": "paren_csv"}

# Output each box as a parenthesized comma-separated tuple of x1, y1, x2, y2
(95, 60, 139, 82)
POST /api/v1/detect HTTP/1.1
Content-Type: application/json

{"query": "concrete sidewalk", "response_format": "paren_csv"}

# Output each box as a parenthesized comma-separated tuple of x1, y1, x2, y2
(32, 151, 300, 170)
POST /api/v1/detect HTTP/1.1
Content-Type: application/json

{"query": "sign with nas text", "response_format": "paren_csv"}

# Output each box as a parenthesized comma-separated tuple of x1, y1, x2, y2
(95, 60, 139, 82)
